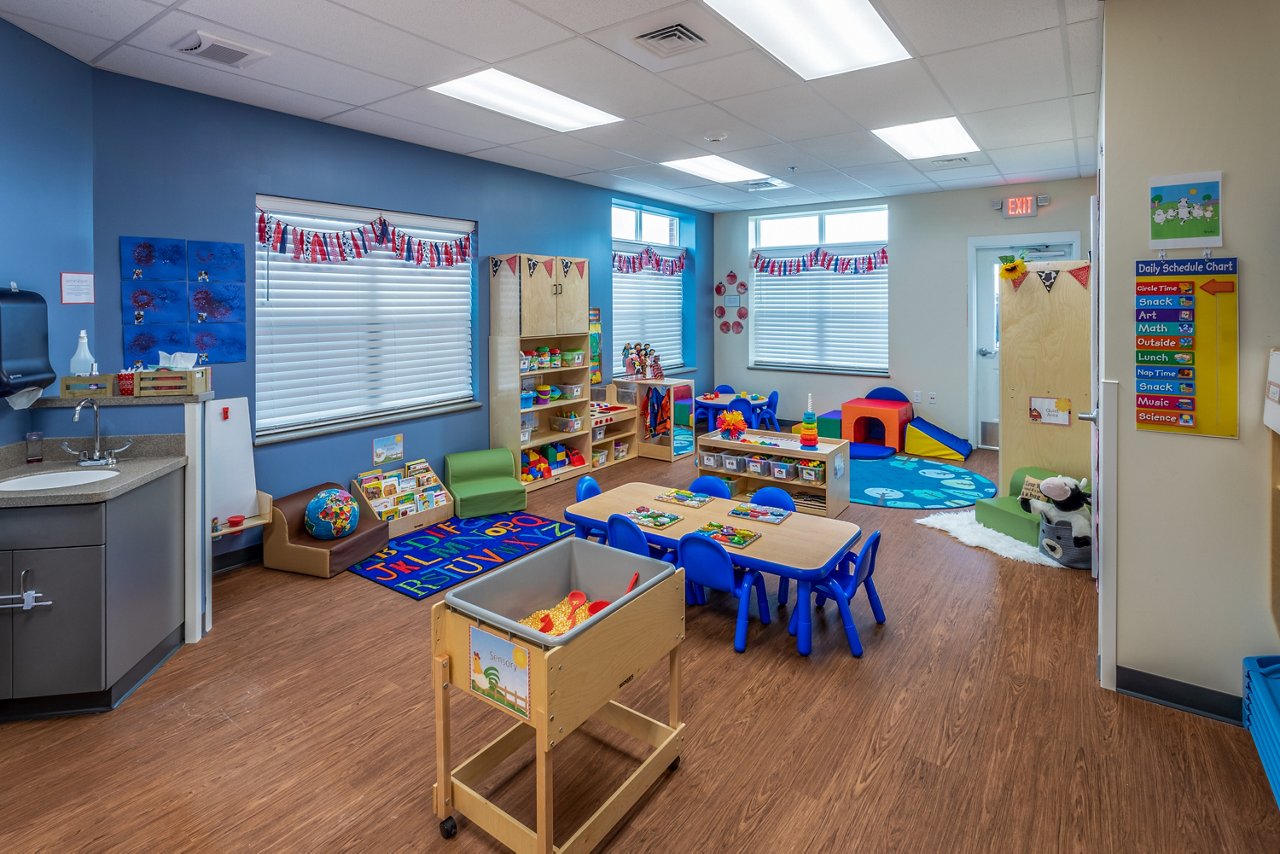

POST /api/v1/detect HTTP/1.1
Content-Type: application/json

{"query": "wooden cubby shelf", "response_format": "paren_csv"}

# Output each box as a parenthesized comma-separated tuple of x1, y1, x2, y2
(694, 429, 851, 518)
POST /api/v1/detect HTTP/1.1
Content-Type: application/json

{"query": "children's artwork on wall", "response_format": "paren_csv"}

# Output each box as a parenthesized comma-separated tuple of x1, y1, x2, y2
(124, 323, 190, 367)
(588, 307, 602, 384)
(189, 322, 246, 364)
(120, 236, 248, 365)
(123, 281, 186, 324)
(120, 236, 187, 281)
(1148, 171, 1222, 249)
(189, 282, 246, 324)
(187, 241, 246, 283)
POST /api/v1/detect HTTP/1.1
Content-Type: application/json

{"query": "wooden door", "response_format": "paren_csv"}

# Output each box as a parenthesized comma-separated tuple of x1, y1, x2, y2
(555, 257, 589, 333)
(519, 254, 557, 337)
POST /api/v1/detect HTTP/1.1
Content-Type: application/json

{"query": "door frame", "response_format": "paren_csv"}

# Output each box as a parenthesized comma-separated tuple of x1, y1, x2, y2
(966, 231, 1082, 448)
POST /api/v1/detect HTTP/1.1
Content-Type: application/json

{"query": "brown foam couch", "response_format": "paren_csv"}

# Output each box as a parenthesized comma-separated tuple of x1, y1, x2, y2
(263, 482, 389, 578)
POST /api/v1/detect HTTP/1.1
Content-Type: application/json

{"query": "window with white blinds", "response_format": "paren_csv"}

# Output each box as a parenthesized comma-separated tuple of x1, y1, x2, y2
(254, 196, 475, 442)
(612, 265, 684, 375)
(749, 245, 889, 375)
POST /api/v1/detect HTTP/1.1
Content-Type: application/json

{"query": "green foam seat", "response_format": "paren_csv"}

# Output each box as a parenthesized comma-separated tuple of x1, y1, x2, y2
(973, 466, 1059, 546)
(444, 449, 527, 519)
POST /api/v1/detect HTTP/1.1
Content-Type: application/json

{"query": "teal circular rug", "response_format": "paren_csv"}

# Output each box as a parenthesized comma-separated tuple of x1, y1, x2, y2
(850, 455, 996, 509)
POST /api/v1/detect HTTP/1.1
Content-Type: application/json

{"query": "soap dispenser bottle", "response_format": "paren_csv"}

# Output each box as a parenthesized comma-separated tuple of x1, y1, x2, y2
(70, 329, 95, 376)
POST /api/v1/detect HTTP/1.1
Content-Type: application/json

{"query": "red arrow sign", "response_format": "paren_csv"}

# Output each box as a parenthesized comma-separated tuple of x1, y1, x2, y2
(1200, 278, 1235, 295)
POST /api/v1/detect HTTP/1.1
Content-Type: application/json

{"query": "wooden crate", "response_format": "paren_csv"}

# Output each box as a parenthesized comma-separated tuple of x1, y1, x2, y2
(134, 368, 213, 397)
(350, 479, 453, 538)
(59, 375, 116, 398)
(431, 568, 685, 853)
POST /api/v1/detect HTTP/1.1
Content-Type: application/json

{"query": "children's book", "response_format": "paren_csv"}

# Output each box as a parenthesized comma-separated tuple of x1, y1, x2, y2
(693, 521, 761, 549)
(405, 459, 429, 477)
(627, 506, 683, 529)
(654, 489, 713, 508)
(728, 502, 791, 525)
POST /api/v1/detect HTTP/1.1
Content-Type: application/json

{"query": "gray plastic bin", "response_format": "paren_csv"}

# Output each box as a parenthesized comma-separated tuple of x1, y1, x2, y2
(444, 537, 675, 646)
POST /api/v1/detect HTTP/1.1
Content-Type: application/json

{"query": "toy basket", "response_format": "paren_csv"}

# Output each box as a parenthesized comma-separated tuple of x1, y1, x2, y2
(562, 348, 585, 366)
(798, 463, 826, 484)
(720, 452, 749, 474)
(613, 440, 629, 460)
(592, 425, 607, 441)
(747, 455, 772, 475)
(700, 451, 723, 469)
(592, 449, 609, 468)
(550, 414, 582, 433)
(520, 390, 536, 408)
(560, 383, 584, 400)
(770, 460, 798, 481)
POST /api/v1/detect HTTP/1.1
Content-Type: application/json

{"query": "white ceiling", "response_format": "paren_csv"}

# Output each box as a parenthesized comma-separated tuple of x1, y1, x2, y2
(0, 0, 1102, 212)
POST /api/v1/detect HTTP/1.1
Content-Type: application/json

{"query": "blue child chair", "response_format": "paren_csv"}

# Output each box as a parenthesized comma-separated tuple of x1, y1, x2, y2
(689, 475, 731, 499)
(728, 397, 757, 430)
(757, 390, 781, 431)
(678, 533, 771, 653)
(790, 531, 885, 657)
(750, 486, 796, 604)
(714, 384, 736, 394)
(606, 513, 686, 601)
(575, 476, 607, 543)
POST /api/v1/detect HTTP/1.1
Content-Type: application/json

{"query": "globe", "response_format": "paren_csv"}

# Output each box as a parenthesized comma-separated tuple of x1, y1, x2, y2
(304, 488, 359, 540)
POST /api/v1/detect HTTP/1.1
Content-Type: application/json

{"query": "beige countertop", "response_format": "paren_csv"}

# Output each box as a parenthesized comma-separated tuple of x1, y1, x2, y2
(0, 456, 187, 507)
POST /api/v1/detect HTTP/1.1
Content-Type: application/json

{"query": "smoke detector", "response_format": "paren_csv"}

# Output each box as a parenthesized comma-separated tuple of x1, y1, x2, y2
(634, 24, 707, 58)
(175, 31, 269, 69)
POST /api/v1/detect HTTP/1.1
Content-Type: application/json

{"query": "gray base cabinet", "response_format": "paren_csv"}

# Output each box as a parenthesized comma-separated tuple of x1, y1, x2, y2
(0, 469, 183, 714)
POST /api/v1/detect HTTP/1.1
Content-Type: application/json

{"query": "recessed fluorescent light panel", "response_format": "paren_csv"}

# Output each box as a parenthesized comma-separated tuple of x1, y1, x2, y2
(872, 117, 980, 160)
(661, 155, 769, 183)
(704, 0, 909, 80)
(429, 69, 621, 132)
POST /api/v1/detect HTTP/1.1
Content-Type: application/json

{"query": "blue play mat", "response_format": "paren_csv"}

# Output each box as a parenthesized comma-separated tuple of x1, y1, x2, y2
(849, 454, 996, 509)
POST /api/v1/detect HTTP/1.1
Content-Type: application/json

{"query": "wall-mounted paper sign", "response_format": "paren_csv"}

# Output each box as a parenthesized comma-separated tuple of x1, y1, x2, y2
(60, 272, 94, 304)
(1029, 396, 1071, 426)
(724, 295, 741, 307)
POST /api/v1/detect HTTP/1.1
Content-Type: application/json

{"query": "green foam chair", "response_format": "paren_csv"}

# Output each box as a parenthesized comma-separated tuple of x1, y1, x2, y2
(444, 448, 527, 519)
(973, 466, 1059, 546)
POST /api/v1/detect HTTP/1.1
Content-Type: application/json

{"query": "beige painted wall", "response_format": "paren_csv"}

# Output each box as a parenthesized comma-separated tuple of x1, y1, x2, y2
(712, 177, 1094, 435)
(1103, 0, 1280, 694)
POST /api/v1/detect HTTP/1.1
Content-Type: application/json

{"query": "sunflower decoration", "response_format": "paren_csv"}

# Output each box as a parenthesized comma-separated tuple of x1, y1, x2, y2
(998, 253, 1029, 288)
(716, 409, 749, 440)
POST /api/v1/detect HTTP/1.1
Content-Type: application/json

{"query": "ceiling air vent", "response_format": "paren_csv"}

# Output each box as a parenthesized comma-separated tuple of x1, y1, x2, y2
(745, 178, 792, 192)
(176, 31, 269, 69)
(634, 24, 706, 58)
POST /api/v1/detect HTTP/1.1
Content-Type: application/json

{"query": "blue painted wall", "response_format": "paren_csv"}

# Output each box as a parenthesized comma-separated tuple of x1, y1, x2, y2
(0, 16, 713, 499)
(0, 24, 95, 445)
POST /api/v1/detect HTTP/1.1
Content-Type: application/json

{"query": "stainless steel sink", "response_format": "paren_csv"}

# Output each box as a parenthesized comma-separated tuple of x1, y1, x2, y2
(0, 469, 120, 491)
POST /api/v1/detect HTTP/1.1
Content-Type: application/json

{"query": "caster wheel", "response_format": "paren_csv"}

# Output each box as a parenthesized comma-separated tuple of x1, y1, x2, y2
(668, 757, 681, 771)
(440, 817, 458, 840)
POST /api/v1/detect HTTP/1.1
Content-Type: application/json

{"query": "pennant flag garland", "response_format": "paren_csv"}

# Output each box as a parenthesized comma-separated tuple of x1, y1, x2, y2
(255, 208, 472, 268)
(1037, 270, 1059, 293)
(751, 246, 889, 276)
(612, 246, 688, 276)
(1068, 264, 1091, 288)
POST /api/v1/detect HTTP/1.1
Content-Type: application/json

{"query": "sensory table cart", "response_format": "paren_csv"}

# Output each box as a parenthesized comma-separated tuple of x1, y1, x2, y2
(431, 569, 686, 852)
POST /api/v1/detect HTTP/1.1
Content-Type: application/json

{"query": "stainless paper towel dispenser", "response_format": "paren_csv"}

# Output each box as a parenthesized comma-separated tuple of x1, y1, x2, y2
(0, 286, 55, 398)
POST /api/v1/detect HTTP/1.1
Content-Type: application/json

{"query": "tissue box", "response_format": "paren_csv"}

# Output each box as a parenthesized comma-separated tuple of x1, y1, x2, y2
(135, 368, 213, 397)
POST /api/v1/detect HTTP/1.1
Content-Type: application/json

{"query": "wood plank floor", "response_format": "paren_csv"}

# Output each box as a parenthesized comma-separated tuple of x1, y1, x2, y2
(2, 450, 1277, 852)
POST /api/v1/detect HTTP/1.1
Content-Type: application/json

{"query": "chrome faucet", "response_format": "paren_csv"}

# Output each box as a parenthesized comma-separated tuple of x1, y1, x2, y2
(61, 399, 132, 467)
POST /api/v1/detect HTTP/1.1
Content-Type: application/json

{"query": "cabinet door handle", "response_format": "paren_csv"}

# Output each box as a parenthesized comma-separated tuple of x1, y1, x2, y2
(1, 571, 51, 610)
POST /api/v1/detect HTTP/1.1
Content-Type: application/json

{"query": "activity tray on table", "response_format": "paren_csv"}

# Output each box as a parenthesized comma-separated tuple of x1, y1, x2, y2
(433, 537, 686, 853)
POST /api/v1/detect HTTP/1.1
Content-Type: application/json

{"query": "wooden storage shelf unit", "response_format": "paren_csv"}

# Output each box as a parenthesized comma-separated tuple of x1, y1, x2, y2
(588, 384, 641, 472)
(617, 377, 695, 463)
(694, 429, 851, 518)
(491, 253, 593, 494)
(350, 458, 453, 538)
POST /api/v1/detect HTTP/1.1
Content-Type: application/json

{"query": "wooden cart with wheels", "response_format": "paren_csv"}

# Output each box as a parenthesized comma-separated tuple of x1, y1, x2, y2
(431, 545, 685, 854)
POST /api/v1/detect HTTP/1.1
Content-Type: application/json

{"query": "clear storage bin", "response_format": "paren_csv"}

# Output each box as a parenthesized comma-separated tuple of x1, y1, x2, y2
(700, 451, 723, 469)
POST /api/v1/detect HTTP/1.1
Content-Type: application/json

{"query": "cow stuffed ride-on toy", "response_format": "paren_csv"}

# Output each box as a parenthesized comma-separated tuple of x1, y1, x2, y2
(1020, 475, 1092, 568)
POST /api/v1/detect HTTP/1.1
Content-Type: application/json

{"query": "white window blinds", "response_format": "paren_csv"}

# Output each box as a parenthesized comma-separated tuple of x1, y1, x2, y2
(254, 196, 475, 441)
(612, 265, 684, 375)
(750, 246, 889, 375)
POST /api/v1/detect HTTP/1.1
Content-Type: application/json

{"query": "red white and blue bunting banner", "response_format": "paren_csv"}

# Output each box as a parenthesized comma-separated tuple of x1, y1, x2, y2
(752, 246, 888, 276)
(256, 208, 472, 267)
(612, 245, 687, 276)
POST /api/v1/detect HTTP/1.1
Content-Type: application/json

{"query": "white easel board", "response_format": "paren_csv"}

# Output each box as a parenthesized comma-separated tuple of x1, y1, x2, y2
(205, 397, 258, 522)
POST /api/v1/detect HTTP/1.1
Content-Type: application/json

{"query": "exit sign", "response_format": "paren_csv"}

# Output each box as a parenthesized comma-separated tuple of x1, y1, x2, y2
(1003, 195, 1038, 218)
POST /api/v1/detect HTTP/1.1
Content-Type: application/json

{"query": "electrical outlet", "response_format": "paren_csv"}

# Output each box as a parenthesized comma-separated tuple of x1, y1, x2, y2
(912, 390, 922, 403)
(928, 392, 938, 404)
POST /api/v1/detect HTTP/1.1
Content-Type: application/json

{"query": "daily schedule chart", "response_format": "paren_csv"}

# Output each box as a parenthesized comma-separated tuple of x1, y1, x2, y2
(1134, 257, 1239, 437)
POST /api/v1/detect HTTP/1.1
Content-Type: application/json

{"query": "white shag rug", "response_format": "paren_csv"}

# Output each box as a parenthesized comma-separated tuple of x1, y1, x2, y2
(915, 509, 1062, 567)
